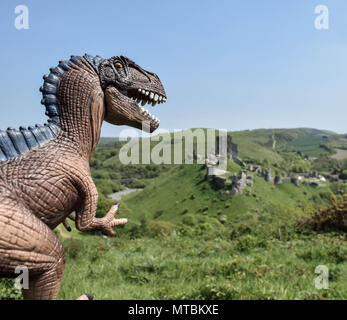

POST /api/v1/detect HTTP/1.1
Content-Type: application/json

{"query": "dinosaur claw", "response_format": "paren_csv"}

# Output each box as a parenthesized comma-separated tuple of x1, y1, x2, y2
(111, 218, 128, 227)
(107, 204, 120, 216)
(77, 293, 94, 300)
(62, 219, 72, 232)
(85, 293, 94, 300)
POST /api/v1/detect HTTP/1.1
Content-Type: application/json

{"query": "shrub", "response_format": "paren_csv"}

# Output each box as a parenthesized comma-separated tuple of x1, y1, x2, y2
(180, 214, 226, 239)
(95, 193, 115, 218)
(127, 180, 147, 189)
(340, 170, 347, 180)
(236, 234, 268, 252)
(120, 221, 143, 239)
(319, 190, 333, 201)
(300, 194, 347, 232)
(147, 221, 176, 238)
(331, 182, 347, 195)
(319, 143, 334, 154)
(95, 179, 123, 196)
(182, 214, 198, 227)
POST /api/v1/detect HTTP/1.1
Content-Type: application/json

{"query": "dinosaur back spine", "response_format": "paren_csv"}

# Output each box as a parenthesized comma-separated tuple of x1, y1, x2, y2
(0, 123, 59, 163)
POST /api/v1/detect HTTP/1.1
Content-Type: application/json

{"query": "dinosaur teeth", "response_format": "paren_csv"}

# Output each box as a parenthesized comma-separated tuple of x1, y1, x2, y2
(133, 90, 164, 127)
(138, 104, 160, 124)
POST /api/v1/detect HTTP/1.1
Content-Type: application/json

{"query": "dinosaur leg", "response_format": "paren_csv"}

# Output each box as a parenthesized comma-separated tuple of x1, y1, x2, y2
(0, 202, 65, 300)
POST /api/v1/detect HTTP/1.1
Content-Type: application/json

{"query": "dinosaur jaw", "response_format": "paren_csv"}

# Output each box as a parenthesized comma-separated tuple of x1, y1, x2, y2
(104, 86, 167, 133)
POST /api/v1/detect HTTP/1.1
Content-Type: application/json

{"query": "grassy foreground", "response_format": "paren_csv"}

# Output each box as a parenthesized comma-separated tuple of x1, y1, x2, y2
(55, 165, 346, 300)
(57, 226, 346, 300)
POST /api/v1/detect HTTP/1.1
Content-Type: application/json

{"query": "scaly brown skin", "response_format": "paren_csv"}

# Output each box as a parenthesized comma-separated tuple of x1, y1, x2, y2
(0, 56, 167, 300)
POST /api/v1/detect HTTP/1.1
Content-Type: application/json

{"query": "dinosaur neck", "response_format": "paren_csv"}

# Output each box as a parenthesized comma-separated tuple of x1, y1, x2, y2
(56, 58, 104, 159)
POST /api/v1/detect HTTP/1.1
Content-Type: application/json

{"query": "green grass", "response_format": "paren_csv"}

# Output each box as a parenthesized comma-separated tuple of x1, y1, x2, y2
(54, 225, 347, 300)
(54, 164, 347, 300)
(2, 222, 346, 300)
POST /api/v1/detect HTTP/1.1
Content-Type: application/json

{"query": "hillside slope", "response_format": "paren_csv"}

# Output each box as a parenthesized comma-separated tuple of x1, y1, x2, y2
(121, 163, 330, 226)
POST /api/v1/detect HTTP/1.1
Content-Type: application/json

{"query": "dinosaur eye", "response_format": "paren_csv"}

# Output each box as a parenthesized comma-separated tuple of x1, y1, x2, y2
(114, 62, 124, 69)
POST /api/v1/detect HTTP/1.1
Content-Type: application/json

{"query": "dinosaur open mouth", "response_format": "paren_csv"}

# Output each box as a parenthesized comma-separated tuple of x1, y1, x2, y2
(124, 88, 167, 125)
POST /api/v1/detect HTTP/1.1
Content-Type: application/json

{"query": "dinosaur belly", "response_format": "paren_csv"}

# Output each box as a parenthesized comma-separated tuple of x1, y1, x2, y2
(22, 176, 79, 229)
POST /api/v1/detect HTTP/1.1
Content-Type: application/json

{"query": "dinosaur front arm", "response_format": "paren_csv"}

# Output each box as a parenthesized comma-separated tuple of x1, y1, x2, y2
(73, 176, 127, 236)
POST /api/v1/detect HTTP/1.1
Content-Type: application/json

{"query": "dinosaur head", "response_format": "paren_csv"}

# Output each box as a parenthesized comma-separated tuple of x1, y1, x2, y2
(98, 56, 167, 133)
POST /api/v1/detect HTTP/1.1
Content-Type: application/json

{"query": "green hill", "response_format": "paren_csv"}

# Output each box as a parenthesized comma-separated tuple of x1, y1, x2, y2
(231, 127, 347, 159)
(121, 164, 329, 225)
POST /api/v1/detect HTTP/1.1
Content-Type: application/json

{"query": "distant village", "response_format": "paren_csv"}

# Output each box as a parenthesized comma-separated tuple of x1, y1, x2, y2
(204, 136, 347, 195)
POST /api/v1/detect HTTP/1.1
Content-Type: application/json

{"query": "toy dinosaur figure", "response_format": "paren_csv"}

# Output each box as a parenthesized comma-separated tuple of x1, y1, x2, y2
(0, 54, 167, 300)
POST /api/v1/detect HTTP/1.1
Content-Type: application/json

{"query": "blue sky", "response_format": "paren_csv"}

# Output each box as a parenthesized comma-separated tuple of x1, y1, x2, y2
(0, 0, 346, 136)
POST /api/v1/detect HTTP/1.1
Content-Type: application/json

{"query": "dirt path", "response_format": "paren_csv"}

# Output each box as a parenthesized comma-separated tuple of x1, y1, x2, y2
(331, 149, 347, 160)
(272, 133, 276, 149)
(108, 187, 143, 201)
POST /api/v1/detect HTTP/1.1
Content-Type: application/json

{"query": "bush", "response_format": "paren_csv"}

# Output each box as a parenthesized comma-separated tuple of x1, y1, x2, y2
(236, 234, 268, 252)
(95, 179, 123, 196)
(300, 194, 347, 232)
(319, 143, 334, 154)
(330, 182, 347, 195)
(147, 221, 176, 238)
(127, 180, 147, 189)
(179, 214, 226, 239)
(312, 157, 339, 172)
(340, 170, 347, 180)
(319, 190, 333, 201)
(95, 193, 115, 218)
(182, 214, 198, 227)
(119, 221, 143, 239)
